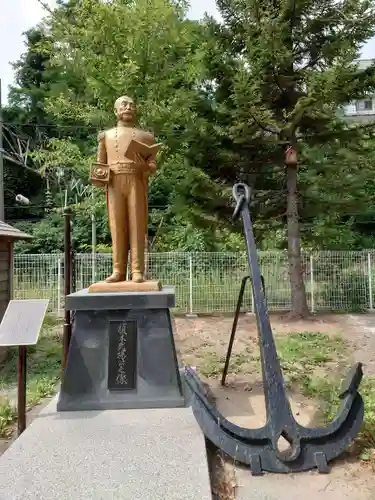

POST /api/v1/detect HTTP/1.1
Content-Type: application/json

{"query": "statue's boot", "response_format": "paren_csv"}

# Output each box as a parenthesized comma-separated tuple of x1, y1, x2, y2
(105, 270, 125, 283)
(132, 272, 144, 283)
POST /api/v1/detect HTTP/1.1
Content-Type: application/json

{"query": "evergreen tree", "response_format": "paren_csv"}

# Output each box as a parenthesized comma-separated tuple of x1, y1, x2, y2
(7, 27, 56, 129)
(202, 0, 375, 317)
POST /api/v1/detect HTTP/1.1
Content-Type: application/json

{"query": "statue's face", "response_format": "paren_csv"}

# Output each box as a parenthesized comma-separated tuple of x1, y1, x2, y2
(114, 96, 136, 123)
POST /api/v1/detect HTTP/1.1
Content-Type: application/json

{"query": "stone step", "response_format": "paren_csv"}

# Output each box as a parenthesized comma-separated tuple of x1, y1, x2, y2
(0, 398, 212, 500)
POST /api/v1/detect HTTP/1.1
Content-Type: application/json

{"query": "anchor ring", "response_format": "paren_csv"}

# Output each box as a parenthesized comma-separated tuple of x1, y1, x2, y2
(232, 183, 251, 220)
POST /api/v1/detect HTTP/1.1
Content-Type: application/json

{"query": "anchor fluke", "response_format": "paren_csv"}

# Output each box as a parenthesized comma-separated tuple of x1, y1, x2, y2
(339, 362, 363, 398)
(184, 182, 364, 475)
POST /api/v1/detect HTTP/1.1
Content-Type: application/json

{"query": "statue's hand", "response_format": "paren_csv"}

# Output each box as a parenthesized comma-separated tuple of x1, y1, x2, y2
(132, 153, 156, 174)
(147, 158, 157, 173)
(134, 153, 144, 164)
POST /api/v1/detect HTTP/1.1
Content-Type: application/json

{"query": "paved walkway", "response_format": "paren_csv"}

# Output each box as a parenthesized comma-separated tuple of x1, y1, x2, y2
(0, 397, 211, 500)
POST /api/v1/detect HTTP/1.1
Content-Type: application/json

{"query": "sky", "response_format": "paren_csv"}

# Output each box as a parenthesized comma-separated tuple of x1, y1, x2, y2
(0, 0, 374, 105)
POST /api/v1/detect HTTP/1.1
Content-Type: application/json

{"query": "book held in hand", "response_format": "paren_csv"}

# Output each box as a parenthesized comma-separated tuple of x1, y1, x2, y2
(124, 140, 162, 162)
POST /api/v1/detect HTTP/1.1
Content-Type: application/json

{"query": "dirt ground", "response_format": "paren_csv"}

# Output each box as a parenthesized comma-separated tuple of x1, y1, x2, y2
(174, 312, 375, 439)
(174, 313, 375, 377)
(173, 313, 375, 500)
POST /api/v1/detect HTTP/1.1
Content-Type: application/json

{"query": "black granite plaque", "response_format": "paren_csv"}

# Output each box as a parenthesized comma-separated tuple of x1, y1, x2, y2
(108, 320, 137, 391)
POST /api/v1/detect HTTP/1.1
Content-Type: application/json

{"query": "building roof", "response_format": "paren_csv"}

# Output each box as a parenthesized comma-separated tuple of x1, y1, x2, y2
(354, 59, 375, 70)
(0, 221, 32, 241)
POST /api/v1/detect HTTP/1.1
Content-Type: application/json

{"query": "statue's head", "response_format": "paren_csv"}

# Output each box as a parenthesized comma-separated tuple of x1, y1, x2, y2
(114, 95, 136, 124)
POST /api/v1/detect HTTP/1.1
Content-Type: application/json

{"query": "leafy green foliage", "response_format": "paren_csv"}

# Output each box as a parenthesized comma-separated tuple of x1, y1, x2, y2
(4, 0, 375, 278)
(0, 398, 17, 438)
(44, 0, 205, 136)
(8, 0, 236, 253)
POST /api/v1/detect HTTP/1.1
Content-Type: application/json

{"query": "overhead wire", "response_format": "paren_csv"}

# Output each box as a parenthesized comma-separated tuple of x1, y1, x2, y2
(3, 121, 100, 130)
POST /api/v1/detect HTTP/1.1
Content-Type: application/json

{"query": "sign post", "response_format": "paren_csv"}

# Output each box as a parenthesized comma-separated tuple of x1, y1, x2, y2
(0, 299, 49, 435)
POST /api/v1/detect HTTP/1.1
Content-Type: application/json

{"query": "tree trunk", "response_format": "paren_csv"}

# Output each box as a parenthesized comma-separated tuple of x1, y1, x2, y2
(286, 164, 309, 318)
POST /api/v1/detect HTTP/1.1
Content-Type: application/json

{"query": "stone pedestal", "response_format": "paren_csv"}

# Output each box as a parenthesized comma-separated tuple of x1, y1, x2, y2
(57, 286, 185, 411)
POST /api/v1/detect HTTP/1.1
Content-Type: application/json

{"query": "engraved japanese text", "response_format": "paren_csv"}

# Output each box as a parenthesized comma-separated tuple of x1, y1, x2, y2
(115, 322, 128, 386)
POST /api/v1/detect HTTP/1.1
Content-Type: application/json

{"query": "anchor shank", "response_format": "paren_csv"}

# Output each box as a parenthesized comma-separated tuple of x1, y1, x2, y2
(240, 201, 294, 431)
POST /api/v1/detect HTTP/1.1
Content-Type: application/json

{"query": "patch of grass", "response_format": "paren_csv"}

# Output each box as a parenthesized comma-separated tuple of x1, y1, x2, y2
(0, 313, 62, 438)
(0, 397, 17, 438)
(200, 352, 225, 377)
(39, 313, 62, 330)
(27, 377, 60, 406)
(299, 374, 375, 466)
(356, 377, 375, 464)
(275, 332, 348, 388)
(226, 352, 250, 374)
(275, 332, 375, 465)
(200, 350, 252, 378)
(317, 375, 375, 466)
(277, 330, 347, 366)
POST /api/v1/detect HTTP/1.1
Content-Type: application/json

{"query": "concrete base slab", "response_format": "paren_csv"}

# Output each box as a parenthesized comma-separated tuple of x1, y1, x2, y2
(0, 398, 212, 500)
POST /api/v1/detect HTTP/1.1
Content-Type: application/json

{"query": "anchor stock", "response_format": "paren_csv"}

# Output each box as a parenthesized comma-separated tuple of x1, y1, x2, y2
(184, 182, 364, 475)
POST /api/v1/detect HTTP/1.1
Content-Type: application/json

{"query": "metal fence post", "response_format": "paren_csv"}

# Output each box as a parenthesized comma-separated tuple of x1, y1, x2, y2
(91, 189, 96, 284)
(186, 253, 197, 317)
(91, 247, 96, 284)
(189, 254, 193, 314)
(57, 257, 62, 317)
(80, 262, 83, 290)
(310, 254, 315, 313)
(368, 252, 373, 310)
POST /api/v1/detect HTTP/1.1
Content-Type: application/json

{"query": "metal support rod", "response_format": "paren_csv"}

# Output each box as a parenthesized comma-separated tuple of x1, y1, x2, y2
(17, 345, 27, 436)
(221, 275, 250, 386)
(0, 79, 5, 221)
(62, 207, 72, 372)
(221, 274, 265, 386)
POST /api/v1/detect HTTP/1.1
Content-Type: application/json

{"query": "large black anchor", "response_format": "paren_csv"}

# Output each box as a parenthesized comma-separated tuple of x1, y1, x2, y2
(184, 182, 364, 475)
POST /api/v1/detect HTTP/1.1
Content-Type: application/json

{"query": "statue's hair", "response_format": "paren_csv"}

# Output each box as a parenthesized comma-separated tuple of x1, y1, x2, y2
(114, 95, 135, 111)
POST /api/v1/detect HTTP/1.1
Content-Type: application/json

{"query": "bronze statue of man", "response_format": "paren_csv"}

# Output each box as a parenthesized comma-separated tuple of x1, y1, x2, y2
(94, 95, 158, 284)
